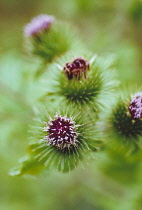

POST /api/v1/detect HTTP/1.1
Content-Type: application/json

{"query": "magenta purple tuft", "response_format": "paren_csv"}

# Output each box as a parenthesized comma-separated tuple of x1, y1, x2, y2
(129, 92, 142, 119)
(43, 115, 77, 149)
(24, 14, 55, 37)
(63, 57, 90, 80)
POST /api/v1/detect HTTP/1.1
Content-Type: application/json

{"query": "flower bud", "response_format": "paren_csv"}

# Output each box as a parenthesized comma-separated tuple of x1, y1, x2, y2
(109, 93, 142, 152)
(42, 53, 118, 115)
(12, 105, 101, 175)
(23, 15, 82, 64)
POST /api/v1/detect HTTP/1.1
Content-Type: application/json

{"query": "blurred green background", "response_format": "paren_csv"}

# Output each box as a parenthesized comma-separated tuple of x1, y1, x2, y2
(0, 0, 142, 210)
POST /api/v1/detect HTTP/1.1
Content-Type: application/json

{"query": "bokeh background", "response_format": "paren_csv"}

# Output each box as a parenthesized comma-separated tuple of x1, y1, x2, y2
(0, 0, 142, 209)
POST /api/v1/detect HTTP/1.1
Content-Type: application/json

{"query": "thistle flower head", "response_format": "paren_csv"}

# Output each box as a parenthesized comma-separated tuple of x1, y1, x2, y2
(109, 93, 142, 153)
(63, 57, 89, 80)
(129, 92, 142, 119)
(42, 53, 118, 114)
(43, 115, 77, 149)
(12, 105, 102, 175)
(24, 14, 55, 37)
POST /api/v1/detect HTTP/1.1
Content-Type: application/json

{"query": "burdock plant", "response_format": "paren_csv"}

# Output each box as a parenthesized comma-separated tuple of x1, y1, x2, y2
(11, 105, 101, 175)
(10, 14, 123, 177)
(109, 91, 142, 152)
(41, 51, 118, 115)
(24, 14, 82, 64)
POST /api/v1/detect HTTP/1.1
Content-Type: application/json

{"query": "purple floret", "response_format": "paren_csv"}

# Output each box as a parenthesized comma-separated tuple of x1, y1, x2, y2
(24, 14, 55, 37)
(129, 92, 142, 119)
(43, 115, 77, 149)
(63, 57, 90, 80)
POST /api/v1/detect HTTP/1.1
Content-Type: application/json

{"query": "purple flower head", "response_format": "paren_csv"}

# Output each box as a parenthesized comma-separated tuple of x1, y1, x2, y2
(43, 115, 78, 149)
(63, 57, 90, 80)
(24, 14, 55, 37)
(129, 92, 142, 119)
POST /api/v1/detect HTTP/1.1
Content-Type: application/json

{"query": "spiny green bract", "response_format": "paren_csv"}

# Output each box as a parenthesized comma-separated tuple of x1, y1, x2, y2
(109, 95, 142, 152)
(41, 52, 118, 114)
(11, 105, 102, 176)
(24, 21, 83, 64)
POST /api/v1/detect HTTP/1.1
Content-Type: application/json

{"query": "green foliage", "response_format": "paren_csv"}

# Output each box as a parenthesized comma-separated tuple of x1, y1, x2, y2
(128, 0, 142, 22)
(103, 146, 142, 185)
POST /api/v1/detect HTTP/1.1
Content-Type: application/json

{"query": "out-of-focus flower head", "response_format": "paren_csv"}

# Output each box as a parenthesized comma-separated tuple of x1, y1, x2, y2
(24, 14, 55, 37)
